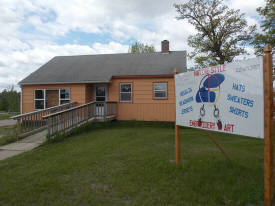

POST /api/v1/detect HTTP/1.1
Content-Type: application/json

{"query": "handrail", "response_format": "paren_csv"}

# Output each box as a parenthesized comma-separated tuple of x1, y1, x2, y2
(42, 101, 117, 119)
(42, 102, 94, 118)
(12, 102, 77, 139)
(11, 102, 77, 120)
(43, 101, 117, 137)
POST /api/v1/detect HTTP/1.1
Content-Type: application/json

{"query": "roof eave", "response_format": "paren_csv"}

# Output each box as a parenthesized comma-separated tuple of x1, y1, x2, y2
(111, 75, 174, 79)
(18, 80, 111, 86)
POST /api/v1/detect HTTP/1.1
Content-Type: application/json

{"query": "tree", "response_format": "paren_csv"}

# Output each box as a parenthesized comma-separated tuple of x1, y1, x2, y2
(0, 86, 20, 112)
(0, 93, 8, 112)
(128, 41, 156, 53)
(174, 0, 256, 68)
(250, 0, 275, 56)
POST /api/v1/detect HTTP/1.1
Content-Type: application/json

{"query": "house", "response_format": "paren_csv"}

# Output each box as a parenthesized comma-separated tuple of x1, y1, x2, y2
(18, 40, 187, 122)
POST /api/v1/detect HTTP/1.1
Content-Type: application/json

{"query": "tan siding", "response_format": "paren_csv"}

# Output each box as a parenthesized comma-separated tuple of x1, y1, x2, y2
(90, 84, 94, 102)
(116, 103, 175, 121)
(22, 99, 33, 104)
(21, 84, 87, 114)
(85, 84, 94, 103)
(23, 91, 33, 96)
(133, 90, 152, 95)
(73, 91, 85, 95)
(109, 77, 175, 122)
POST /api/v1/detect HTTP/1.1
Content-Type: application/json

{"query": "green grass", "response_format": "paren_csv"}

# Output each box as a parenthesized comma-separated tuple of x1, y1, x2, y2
(0, 113, 18, 145)
(0, 113, 16, 120)
(0, 125, 17, 145)
(0, 122, 271, 205)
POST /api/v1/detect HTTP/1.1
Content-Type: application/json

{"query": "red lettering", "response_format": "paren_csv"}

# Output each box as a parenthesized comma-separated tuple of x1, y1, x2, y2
(210, 65, 226, 74)
(224, 124, 228, 132)
(224, 124, 234, 132)
(211, 67, 214, 74)
(210, 122, 215, 129)
(190, 120, 217, 130)
(194, 68, 211, 76)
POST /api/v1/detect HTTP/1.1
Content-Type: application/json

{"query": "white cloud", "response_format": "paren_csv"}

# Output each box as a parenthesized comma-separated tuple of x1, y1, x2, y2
(93, 42, 129, 54)
(0, 38, 30, 51)
(226, 0, 265, 17)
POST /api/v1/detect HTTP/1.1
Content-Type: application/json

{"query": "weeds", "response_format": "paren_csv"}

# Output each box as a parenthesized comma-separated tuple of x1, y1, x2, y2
(0, 126, 17, 145)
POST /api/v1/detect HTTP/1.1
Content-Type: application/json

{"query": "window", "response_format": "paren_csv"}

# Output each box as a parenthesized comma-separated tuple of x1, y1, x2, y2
(34, 89, 71, 110)
(95, 86, 106, 101)
(154, 83, 167, 99)
(120, 83, 132, 102)
(34, 90, 45, 109)
(60, 89, 70, 104)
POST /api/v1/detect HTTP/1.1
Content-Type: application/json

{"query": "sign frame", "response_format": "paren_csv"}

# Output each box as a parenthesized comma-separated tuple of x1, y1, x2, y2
(174, 44, 273, 206)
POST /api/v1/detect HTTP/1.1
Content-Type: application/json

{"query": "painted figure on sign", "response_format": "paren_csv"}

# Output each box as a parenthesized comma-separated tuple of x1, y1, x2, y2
(196, 73, 225, 130)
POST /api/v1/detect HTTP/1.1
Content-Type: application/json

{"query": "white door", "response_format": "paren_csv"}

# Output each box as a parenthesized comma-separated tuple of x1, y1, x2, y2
(94, 84, 108, 115)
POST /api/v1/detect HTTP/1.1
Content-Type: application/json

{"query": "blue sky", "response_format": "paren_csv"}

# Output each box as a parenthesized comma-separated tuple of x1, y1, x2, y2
(0, 0, 266, 92)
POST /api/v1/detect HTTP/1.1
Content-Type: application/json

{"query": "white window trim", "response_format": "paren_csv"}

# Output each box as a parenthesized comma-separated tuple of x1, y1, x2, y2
(34, 89, 46, 110)
(120, 83, 132, 102)
(154, 83, 167, 99)
(59, 89, 70, 105)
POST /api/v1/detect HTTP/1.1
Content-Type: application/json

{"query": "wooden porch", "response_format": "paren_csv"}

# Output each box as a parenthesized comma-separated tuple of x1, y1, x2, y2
(43, 102, 117, 137)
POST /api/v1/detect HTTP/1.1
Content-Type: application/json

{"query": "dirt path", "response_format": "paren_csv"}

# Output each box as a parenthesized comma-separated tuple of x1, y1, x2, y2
(0, 119, 17, 127)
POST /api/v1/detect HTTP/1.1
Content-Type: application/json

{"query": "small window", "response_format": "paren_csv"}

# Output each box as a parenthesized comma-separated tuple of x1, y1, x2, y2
(34, 90, 45, 109)
(120, 83, 132, 102)
(60, 89, 70, 105)
(154, 83, 167, 99)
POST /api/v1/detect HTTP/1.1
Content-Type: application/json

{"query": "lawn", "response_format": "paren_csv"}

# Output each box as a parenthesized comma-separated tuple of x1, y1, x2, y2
(0, 113, 18, 145)
(0, 113, 16, 120)
(0, 122, 270, 205)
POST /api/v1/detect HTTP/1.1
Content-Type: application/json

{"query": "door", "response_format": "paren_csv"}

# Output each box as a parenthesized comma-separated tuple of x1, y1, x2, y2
(94, 84, 108, 115)
(46, 90, 59, 108)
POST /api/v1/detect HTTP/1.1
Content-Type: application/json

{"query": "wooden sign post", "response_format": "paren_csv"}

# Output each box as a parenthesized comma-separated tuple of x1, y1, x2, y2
(263, 44, 273, 206)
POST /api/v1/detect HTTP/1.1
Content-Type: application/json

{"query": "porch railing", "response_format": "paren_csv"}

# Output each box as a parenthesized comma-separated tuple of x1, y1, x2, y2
(42, 101, 117, 137)
(11, 102, 77, 139)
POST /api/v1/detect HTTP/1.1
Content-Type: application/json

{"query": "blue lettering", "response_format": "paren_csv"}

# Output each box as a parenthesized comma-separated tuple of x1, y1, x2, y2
(181, 106, 193, 115)
(180, 87, 192, 97)
(232, 83, 238, 91)
(179, 96, 194, 106)
(227, 94, 254, 107)
(232, 83, 245, 92)
(229, 106, 249, 118)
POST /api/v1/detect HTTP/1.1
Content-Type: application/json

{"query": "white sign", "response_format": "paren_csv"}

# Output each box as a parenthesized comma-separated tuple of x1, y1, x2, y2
(175, 57, 264, 138)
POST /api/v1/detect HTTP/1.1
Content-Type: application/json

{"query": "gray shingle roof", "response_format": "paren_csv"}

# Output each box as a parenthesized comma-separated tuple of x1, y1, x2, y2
(19, 51, 187, 85)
